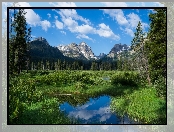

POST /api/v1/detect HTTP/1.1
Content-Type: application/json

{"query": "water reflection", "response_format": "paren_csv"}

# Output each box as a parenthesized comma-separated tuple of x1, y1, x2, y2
(59, 95, 138, 124)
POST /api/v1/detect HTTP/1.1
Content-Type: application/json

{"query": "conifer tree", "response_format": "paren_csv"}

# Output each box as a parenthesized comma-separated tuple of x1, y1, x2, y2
(146, 9, 166, 83)
(57, 59, 61, 70)
(9, 9, 31, 75)
(131, 21, 150, 84)
(54, 61, 58, 71)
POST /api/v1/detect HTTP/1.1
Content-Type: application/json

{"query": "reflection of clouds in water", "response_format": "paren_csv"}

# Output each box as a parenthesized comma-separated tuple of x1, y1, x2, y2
(68, 106, 111, 122)
(76, 100, 95, 110)
(100, 114, 111, 122)
(69, 110, 94, 120)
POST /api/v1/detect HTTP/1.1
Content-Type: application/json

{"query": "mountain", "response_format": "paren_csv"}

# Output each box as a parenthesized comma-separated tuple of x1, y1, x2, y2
(29, 37, 75, 62)
(29, 37, 131, 64)
(96, 53, 107, 60)
(57, 42, 97, 60)
(107, 43, 131, 58)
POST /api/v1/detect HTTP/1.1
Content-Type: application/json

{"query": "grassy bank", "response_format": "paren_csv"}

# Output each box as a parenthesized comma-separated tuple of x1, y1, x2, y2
(9, 70, 166, 124)
(110, 86, 166, 124)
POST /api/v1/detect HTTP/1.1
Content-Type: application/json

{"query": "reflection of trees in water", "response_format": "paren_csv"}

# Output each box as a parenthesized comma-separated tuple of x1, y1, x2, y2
(57, 94, 104, 107)
(57, 95, 90, 107)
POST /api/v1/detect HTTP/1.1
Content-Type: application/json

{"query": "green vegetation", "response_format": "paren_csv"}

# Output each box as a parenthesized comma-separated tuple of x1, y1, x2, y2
(9, 70, 166, 124)
(110, 87, 166, 124)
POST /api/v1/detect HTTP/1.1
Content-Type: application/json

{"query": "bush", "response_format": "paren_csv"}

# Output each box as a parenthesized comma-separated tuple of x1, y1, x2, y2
(9, 77, 37, 123)
(153, 76, 166, 98)
(111, 71, 140, 86)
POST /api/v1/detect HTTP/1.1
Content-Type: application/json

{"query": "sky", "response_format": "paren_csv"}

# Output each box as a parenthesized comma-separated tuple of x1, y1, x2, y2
(3, 2, 164, 56)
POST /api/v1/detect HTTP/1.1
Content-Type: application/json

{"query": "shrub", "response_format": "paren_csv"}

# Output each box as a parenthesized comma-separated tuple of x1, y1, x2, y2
(9, 78, 37, 123)
(153, 75, 166, 98)
(111, 71, 140, 86)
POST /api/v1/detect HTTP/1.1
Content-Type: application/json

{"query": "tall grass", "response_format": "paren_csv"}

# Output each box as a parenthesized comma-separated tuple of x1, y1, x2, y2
(110, 87, 166, 124)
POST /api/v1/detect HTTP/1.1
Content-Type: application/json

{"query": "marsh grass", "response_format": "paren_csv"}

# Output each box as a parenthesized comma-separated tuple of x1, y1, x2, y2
(9, 70, 166, 124)
(14, 98, 79, 124)
(110, 87, 166, 124)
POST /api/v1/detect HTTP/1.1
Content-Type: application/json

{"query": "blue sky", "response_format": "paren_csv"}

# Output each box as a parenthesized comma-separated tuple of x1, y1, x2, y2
(4, 2, 164, 56)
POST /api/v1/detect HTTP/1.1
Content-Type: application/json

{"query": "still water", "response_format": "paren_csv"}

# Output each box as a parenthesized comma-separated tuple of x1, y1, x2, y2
(59, 95, 138, 124)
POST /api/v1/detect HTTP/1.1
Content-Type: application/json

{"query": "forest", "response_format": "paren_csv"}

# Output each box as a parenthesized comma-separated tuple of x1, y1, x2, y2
(8, 8, 166, 124)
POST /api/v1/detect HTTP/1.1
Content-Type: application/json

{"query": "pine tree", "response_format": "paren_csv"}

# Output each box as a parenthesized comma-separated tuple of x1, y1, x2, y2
(91, 61, 96, 71)
(146, 9, 166, 84)
(62, 60, 66, 70)
(31, 62, 34, 70)
(9, 9, 31, 75)
(54, 61, 58, 71)
(41, 60, 44, 70)
(57, 59, 61, 70)
(46, 60, 50, 70)
(131, 21, 151, 84)
(37, 61, 41, 70)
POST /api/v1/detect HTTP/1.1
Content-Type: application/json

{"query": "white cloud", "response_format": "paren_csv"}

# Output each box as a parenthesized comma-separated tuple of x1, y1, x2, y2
(12, 3, 40, 26)
(47, 13, 51, 18)
(24, 9, 41, 26)
(127, 13, 141, 29)
(76, 34, 93, 41)
(101, 2, 127, 7)
(102, 9, 128, 25)
(55, 20, 64, 29)
(100, 114, 111, 122)
(54, 8, 120, 41)
(13, 2, 51, 32)
(124, 28, 134, 37)
(58, 9, 90, 25)
(54, 15, 58, 19)
(127, 13, 149, 30)
(102, 9, 149, 37)
(41, 20, 51, 31)
(62, 17, 78, 32)
(49, 2, 76, 7)
(141, 23, 149, 30)
(76, 24, 95, 34)
(97, 23, 120, 40)
(60, 31, 66, 35)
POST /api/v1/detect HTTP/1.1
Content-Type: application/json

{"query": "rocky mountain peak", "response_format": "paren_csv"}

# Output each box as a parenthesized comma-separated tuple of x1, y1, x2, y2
(57, 42, 97, 60)
(107, 43, 130, 58)
(32, 37, 49, 46)
(79, 42, 87, 46)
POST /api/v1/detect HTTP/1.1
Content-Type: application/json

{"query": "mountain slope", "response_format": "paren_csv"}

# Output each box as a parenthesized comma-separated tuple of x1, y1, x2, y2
(29, 37, 75, 62)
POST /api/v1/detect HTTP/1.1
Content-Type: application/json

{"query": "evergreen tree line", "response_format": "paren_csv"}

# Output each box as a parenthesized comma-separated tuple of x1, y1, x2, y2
(28, 59, 130, 71)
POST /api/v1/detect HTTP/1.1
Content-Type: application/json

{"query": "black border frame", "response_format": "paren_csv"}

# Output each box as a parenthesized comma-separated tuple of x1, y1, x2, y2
(7, 6, 167, 125)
